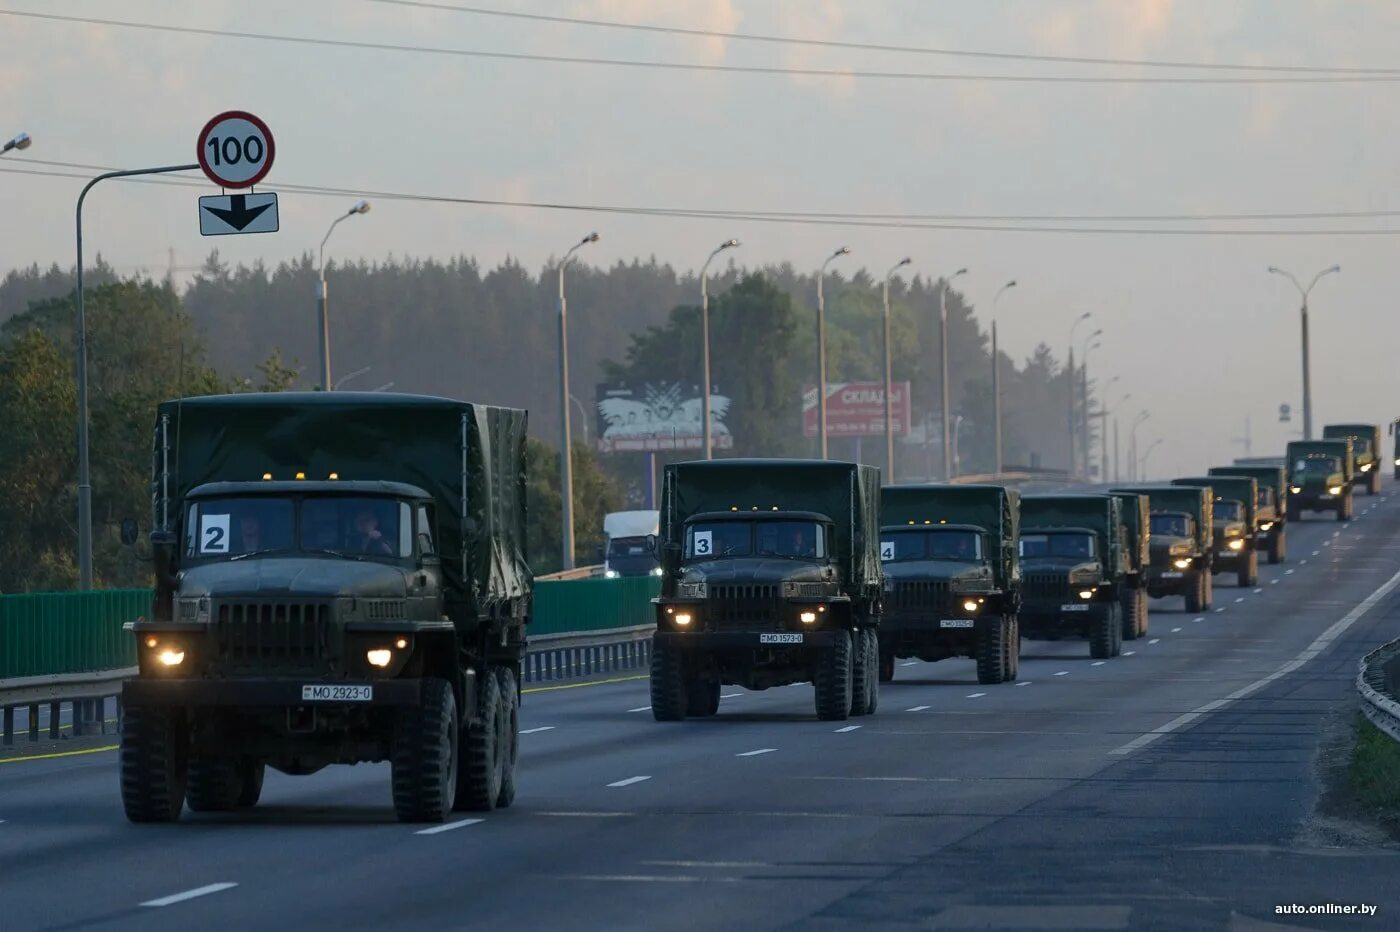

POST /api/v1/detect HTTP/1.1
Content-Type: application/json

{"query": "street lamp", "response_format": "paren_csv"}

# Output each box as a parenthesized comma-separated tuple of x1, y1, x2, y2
(1, 131, 31, 155)
(318, 199, 371, 391)
(1077, 329, 1103, 479)
(558, 231, 600, 570)
(1268, 264, 1340, 440)
(990, 280, 1017, 474)
(1139, 438, 1164, 480)
(884, 258, 912, 482)
(1095, 375, 1119, 483)
(815, 246, 851, 459)
(939, 267, 969, 479)
(701, 238, 740, 460)
(1066, 313, 1092, 478)
(1129, 410, 1151, 481)
(333, 366, 371, 390)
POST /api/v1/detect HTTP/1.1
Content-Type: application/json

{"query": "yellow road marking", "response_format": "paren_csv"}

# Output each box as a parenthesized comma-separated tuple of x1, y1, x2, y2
(0, 744, 118, 765)
(523, 674, 648, 694)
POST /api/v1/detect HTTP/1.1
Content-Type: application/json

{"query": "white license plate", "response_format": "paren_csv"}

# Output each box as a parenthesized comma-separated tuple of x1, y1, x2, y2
(1217, 551, 1235, 559)
(1161, 571, 1184, 579)
(301, 684, 373, 702)
(939, 619, 975, 629)
(1060, 604, 1091, 612)
(759, 633, 804, 644)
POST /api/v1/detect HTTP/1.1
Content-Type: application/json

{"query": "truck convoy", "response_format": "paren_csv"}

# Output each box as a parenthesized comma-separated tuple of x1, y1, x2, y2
(1322, 424, 1381, 496)
(1209, 465, 1287, 563)
(122, 393, 530, 824)
(878, 484, 1021, 685)
(1121, 485, 1214, 612)
(1173, 475, 1259, 588)
(651, 459, 882, 721)
(602, 510, 661, 578)
(1108, 490, 1150, 640)
(1286, 439, 1355, 521)
(1018, 494, 1127, 659)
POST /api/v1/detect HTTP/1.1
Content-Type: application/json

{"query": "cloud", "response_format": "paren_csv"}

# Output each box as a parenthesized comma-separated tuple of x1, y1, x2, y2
(571, 0, 742, 64)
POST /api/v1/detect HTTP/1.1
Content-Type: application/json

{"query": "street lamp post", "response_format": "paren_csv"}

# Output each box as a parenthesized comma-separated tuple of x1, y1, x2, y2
(1268, 264, 1340, 440)
(1, 131, 31, 155)
(318, 200, 371, 391)
(1095, 375, 1119, 484)
(939, 268, 969, 479)
(883, 258, 912, 482)
(558, 231, 600, 571)
(701, 239, 740, 460)
(991, 280, 1017, 475)
(1140, 439, 1164, 480)
(1080, 332, 1102, 480)
(815, 246, 850, 459)
(1113, 392, 1131, 482)
(1128, 410, 1151, 481)
(1066, 313, 1092, 479)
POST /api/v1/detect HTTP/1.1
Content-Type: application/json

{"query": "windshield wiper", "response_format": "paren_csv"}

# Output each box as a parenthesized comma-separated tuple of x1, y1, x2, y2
(228, 548, 291, 562)
(302, 548, 368, 562)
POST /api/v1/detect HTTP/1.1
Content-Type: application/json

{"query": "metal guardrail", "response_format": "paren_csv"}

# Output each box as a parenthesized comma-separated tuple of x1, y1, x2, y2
(534, 564, 603, 582)
(1357, 638, 1400, 743)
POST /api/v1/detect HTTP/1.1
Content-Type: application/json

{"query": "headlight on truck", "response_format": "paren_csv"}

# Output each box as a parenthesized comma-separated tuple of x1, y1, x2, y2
(1361, 463, 1372, 472)
(1290, 486, 1302, 494)
(677, 581, 707, 599)
(366, 649, 392, 668)
(158, 648, 185, 666)
(1259, 521, 1273, 531)
(1078, 588, 1096, 600)
(1328, 485, 1343, 495)
(962, 599, 980, 613)
(652, 567, 664, 577)
(604, 569, 620, 579)
(799, 611, 818, 624)
(673, 612, 693, 627)
(1228, 538, 1245, 551)
(1173, 558, 1192, 569)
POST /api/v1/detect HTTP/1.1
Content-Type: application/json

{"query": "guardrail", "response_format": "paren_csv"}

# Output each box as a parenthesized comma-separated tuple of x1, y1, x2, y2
(1357, 638, 1400, 743)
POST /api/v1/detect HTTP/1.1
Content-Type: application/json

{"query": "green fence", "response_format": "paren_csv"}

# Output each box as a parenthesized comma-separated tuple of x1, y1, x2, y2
(530, 575, 660, 637)
(0, 589, 148, 679)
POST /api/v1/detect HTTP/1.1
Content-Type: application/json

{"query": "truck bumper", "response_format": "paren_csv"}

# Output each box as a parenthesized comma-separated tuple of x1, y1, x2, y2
(122, 678, 423, 707)
(1147, 569, 1194, 597)
(1211, 550, 1249, 573)
(653, 629, 845, 651)
(1293, 493, 1341, 510)
(880, 612, 981, 653)
(1018, 602, 1104, 638)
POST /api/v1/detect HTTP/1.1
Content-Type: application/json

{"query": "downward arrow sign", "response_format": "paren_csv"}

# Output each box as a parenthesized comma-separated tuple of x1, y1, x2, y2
(202, 194, 272, 231)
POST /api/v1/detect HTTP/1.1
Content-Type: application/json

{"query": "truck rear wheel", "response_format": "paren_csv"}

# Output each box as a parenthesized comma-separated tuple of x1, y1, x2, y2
(685, 674, 721, 717)
(1090, 604, 1122, 659)
(865, 631, 881, 713)
(187, 755, 243, 812)
(1002, 617, 1020, 682)
(1268, 530, 1286, 564)
(1202, 571, 1214, 610)
(392, 677, 459, 822)
(650, 637, 688, 722)
(454, 671, 502, 812)
(814, 630, 853, 721)
(878, 649, 895, 683)
(851, 628, 874, 716)
(120, 705, 187, 823)
(1122, 589, 1143, 640)
(493, 667, 519, 809)
(1237, 550, 1258, 588)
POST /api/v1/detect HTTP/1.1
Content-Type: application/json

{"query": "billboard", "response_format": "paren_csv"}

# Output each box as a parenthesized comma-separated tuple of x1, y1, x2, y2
(596, 382, 734, 453)
(802, 381, 912, 438)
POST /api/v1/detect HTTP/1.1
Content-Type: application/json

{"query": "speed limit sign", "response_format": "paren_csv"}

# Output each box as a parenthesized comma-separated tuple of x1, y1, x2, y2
(196, 110, 275, 189)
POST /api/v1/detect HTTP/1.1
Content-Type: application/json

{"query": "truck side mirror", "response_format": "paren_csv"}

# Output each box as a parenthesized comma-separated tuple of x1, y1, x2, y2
(120, 518, 139, 546)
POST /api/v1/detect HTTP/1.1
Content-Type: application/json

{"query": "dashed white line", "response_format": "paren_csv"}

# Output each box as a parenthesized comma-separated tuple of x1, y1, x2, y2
(1300, 559, 1309, 565)
(906, 705, 931, 712)
(1015, 681, 1031, 687)
(1192, 618, 1202, 623)
(1148, 638, 1161, 645)
(1215, 607, 1227, 613)
(1090, 661, 1106, 667)
(415, 818, 483, 836)
(1253, 588, 1263, 594)
(1234, 597, 1245, 604)
(1270, 579, 1280, 585)
(1285, 569, 1296, 575)
(608, 776, 652, 788)
(1123, 651, 1136, 656)
(720, 693, 742, 699)
(627, 706, 651, 713)
(1171, 627, 1182, 633)
(1053, 671, 1069, 676)
(834, 725, 862, 733)
(520, 726, 556, 735)
(900, 661, 918, 667)
(966, 692, 987, 698)
(141, 883, 238, 908)
(1313, 550, 1322, 556)
(736, 748, 776, 757)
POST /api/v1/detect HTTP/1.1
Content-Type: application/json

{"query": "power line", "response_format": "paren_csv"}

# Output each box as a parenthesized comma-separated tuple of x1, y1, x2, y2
(364, 0, 1400, 77)
(5, 9, 1400, 85)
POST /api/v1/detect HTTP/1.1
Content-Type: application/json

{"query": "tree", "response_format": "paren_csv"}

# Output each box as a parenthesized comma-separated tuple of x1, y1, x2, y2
(524, 439, 625, 576)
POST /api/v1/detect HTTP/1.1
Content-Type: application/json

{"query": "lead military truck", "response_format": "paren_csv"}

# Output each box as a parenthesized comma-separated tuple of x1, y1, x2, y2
(1322, 424, 1381, 496)
(651, 460, 882, 721)
(1118, 485, 1214, 612)
(878, 484, 1021, 685)
(1286, 439, 1355, 521)
(122, 393, 529, 824)
(1173, 475, 1259, 588)
(1209, 464, 1288, 563)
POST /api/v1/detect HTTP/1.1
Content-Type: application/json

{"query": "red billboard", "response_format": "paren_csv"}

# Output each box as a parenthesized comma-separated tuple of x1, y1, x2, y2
(802, 382, 912, 438)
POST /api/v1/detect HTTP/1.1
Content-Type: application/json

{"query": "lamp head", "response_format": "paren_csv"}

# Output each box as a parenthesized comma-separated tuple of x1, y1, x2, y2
(349, 200, 371, 215)
(583, 232, 600, 244)
(10, 132, 31, 151)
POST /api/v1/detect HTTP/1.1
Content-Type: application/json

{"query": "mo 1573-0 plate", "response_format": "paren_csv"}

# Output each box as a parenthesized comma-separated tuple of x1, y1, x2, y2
(301, 684, 373, 702)
(759, 633, 804, 644)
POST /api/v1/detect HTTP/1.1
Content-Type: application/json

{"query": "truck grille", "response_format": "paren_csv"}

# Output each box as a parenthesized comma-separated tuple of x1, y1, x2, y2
(1023, 573, 1070, 601)
(890, 580, 951, 612)
(707, 584, 780, 627)
(214, 601, 331, 664)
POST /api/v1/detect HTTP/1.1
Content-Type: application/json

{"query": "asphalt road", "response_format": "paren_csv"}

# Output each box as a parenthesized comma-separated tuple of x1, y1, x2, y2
(3, 489, 1399, 931)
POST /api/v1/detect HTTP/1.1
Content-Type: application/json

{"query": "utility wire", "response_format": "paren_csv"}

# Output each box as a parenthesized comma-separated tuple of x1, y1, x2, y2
(4, 9, 1400, 84)
(364, 0, 1400, 76)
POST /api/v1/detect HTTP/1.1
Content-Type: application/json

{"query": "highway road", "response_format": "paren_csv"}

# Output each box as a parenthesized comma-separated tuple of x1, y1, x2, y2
(2, 489, 1398, 930)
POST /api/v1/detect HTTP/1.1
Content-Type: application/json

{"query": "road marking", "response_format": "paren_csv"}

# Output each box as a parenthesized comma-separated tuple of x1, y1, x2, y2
(141, 883, 238, 908)
(1286, 569, 1296, 575)
(967, 692, 987, 698)
(1148, 638, 1160, 644)
(520, 726, 556, 735)
(627, 706, 651, 713)
(1090, 661, 1106, 667)
(608, 776, 652, 787)
(1192, 617, 1205, 623)
(1313, 550, 1322, 556)
(523, 674, 649, 695)
(1015, 681, 1031, 686)
(0, 744, 118, 766)
(415, 818, 483, 836)
(1123, 651, 1136, 656)
(1270, 579, 1279, 585)
(1110, 563, 1400, 757)
(1300, 559, 1309, 564)
(906, 705, 931, 712)
(834, 725, 862, 733)
(1171, 627, 1182, 633)
(900, 661, 918, 667)
(1054, 671, 1069, 676)
(720, 693, 742, 699)
(1253, 588, 1263, 594)
(1234, 597, 1245, 603)
(1215, 608, 1226, 613)
(737, 748, 776, 757)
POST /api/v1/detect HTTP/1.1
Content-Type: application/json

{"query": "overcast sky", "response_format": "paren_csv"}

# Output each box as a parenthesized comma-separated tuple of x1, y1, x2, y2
(4, 0, 1399, 477)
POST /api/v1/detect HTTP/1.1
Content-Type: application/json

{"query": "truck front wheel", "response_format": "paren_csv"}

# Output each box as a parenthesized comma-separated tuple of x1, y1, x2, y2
(1003, 617, 1020, 682)
(850, 628, 875, 716)
(120, 704, 188, 823)
(685, 674, 721, 717)
(392, 677, 459, 822)
(1268, 530, 1286, 564)
(238, 759, 265, 808)
(1090, 603, 1123, 659)
(1369, 470, 1382, 496)
(650, 638, 688, 722)
(865, 631, 881, 712)
(1122, 589, 1144, 640)
(975, 616, 1009, 685)
(1185, 572, 1204, 613)
(1237, 550, 1258, 588)
(814, 631, 853, 721)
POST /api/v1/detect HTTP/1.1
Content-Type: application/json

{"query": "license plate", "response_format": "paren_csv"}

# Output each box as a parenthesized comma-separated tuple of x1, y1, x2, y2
(1060, 604, 1091, 612)
(1217, 551, 1235, 559)
(1161, 571, 1184, 579)
(939, 619, 975, 629)
(301, 684, 373, 702)
(759, 633, 804, 644)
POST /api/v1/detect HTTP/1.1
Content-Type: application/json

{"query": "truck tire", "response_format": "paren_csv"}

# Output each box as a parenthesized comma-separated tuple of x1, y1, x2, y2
(1336, 498, 1349, 522)
(650, 637, 688, 722)
(392, 677, 459, 822)
(1369, 470, 1381, 495)
(866, 630, 881, 713)
(493, 667, 519, 809)
(1003, 617, 1020, 682)
(975, 616, 1008, 685)
(454, 671, 500, 812)
(1090, 603, 1122, 659)
(814, 630, 853, 721)
(186, 756, 243, 812)
(685, 674, 721, 717)
(237, 759, 265, 808)
(1202, 571, 1214, 610)
(851, 628, 874, 716)
(120, 705, 187, 823)
(1136, 590, 1150, 637)
(1121, 589, 1141, 640)
(1185, 572, 1204, 613)
(878, 649, 895, 684)
(1268, 530, 1286, 564)
(1237, 550, 1258, 588)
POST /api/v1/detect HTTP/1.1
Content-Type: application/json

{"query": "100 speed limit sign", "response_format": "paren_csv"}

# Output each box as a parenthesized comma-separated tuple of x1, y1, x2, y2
(196, 110, 275, 189)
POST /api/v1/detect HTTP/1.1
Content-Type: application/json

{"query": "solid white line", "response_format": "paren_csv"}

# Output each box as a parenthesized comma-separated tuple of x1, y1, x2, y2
(966, 692, 987, 698)
(141, 883, 238, 908)
(415, 818, 483, 836)
(1109, 563, 1400, 757)
(834, 725, 861, 733)
(906, 705, 930, 712)
(1015, 681, 1031, 686)
(608, 776, 652, 788)
(720, 693, 742, 699)
(1090, 661, 1106, 667)
(1053, 671, 1069, 676)
(737, 748, 776, 757)
(520, 726, 555, 735)
(1171, 627, 1182, 633)
(1123, 651, 1136, 656)
(627, 706, 651, 713)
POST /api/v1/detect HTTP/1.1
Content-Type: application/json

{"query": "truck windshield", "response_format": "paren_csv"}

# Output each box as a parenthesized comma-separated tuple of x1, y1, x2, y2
(1019, 532, 1095, 559)
(881, 529, 982, 562)
(1257, 488, 1275, 508)
(607, 536, 653, 559)
(1294, 456, 1340, 474)
(1150, 514, 1192, 537)
(1215, 501, 1243, 521)
(185, 496, 412, 560)
(685, 520, 826, 560)
(186, 497, 295, 557)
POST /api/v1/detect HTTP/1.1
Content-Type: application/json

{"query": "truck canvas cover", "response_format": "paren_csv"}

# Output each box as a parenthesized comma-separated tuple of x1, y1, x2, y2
(1129, 485, 1214, 554)
(662, 459, 882, 588)
(1210, 465, 1286, 509)
(1174, 476, 1257, 528)
(1108, 491, 1150, 571)
(151, 392, 530, 609)
(1020, 494, 1125, 575)
(881, 484, 1019, 588)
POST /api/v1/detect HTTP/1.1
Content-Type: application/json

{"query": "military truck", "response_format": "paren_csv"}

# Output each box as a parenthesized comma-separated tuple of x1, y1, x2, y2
(1322, 424, 1381, 495)
(1209, 465, 1287, 563)
(1173, 475, 1258, 587)
(1108, 491, 1150, 640)
(651, 460, 882, 722)
(1286, 439, 1354, 522)
(121, 393, 529, 824)
(878, 484, 1021, 685)
(1119, 485, 1214, 612)
(1018, 495, 1128, 659)
(1392, 420, 1400, 481)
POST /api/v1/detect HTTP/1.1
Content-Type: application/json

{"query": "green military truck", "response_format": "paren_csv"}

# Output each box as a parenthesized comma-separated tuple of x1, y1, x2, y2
(1173, 475, 1259, 588)
(1210, 465, 1287, 563)
(651, 459, 882, 722)
(1120, 485, 1214, 612)
(1392, 420, 1400, 481)
(1286, 439, 1355, 522)
(1018, 494, 1128, 659)
(122, 393, 530, 824)
(1322, 424, 1381, 495)
(877, 484, 1021, 685)
(1108, 491, 1150, 640)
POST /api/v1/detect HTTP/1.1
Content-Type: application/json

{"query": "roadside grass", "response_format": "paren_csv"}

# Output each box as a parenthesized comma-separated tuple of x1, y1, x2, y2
(1348, 715, 1400, 824)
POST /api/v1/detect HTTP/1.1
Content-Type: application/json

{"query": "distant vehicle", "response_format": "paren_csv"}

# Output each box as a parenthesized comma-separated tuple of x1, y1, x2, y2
(602, 510, 661, 578)
(1107, 490, 1151, 639)
(1233, 456, 1286, 467)
(1322, 424, 1381, 495)
(651, 459, 882, 721)
(1209, 465, 1288, 563)
(1392, 420, 1400, 481)
(878, 484, 1021, 685)
(1286, 439, 1355, 522)
(1173, 475, 1259, 587)
(1120, 484, 1214, 612)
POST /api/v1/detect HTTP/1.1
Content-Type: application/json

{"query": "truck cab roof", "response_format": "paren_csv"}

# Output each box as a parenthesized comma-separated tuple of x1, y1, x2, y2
(881, 522, 983, 533)
(187, 479, 433, 500)
(687, 510, 831, 523)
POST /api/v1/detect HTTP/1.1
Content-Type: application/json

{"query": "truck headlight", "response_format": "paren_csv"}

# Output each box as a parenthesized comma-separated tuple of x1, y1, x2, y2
(1227, 538, 1244, 551)
(1078, 588, 1096, 600)
(962, 599, 980, 613)
(604, 569, 620, 579)
(366, 648, 392, 668)
(158, 648, 185, 667)
(674, 612, 692, 627)
(1173, 558, 1192, 569)
(1259, 521, 1273, 531)
(1329, 485, 1343, 495)
(1395, 458, 1400, 466)
(651, 566, 664, 577)
(677, 581, 707, 599)
(799, 611, 817, 624)
(1361, 463, 1372, 472)
(1290, 486, 1302, 494)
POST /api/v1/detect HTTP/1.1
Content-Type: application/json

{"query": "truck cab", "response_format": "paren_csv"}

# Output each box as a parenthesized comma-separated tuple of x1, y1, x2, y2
(1286, 439, 1354, 521)
(1322, 424, 1381, 495)
(602, 510, 662, 578)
